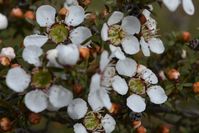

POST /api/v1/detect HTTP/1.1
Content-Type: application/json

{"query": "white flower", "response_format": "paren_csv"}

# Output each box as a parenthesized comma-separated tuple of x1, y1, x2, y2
(163, 0, 195, 15)
(6, 67, 31, 92)
(24, 85, 73, 113)
(73, 112, 116, 133)
(113, 60, 167, 113)
(6, 67, 73, 113)
(67, 98, 88, 120)
(0, 13, 8, 30)
(101, 11, 141, 58)
(140, 9, 165, 56)
(56, 44, 80, 66)
(24, 4, 92, 47)
(0, 47, 16, 60)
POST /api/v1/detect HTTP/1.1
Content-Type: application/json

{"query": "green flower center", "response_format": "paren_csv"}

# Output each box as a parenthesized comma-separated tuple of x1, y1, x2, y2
(108, 25, 125, 46)
(128, 78, 145, 95)
(49, 23, 69, 44)
(32, 69, 53, 89)
(83, 111, 102, 131)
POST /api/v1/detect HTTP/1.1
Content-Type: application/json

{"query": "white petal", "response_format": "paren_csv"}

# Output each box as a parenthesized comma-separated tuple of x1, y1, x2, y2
(101, 77, 112, 88)
(56, 44, 79, 66)
(88, 91, 103, 112)
(127, 94, 146, 113)
(6, 67, 31, 92)
(148, 38, 165, 54)
(182, 0, 195, 15)
(147, 85, 168, 104)
(89, 74, 101, 93)
(145, 17, 157, 33)
(67, 98, 88, 120)
(0, 13, 8, 30)
(74, 123, 88, 133)
(121, 16, 141, 35)
(100, 50, 111, 72)
(22, 46, 43, 67)
(24, 90, 48, 113)
(1, 47, 15, 60)
(70, 26, 92, 45)
(101, 114, 116, 133)
(65, 5, 85, 26)
(140, 37, 150, 57)
(112, 75, 128, 95)
(142, 9, 151, 19)
(109, 45, 125, 60)
(64, 0, 79, 8)
(116, 58, 137, 77)
(140, 68, 158, 84)
(36, 5, 56, 27)
(24, 34, 48, 48)
(101, 23, 109, 41)
(49, 85, 73, 108)
(46, 49, 63, 68)
(107, 11, 124, 26)
(99, 88, 112, 110)
(163, 0, 180, 12)
(121, 36, 140, 55)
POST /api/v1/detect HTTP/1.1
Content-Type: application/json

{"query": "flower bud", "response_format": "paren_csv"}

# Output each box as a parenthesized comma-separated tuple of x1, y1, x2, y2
(159, 124, 171, 133)
(139, 14, 147, 25)
(109, 103, 121, 114)
(182, 31, 191, 43)
(24, 11, 35, 20)
(1, 47, 16, 60)
(10, 8, 23, 18)
(58, 7, 68, 17)
(193, 82, 199, 93)
(132, 120, 141, 129)
(28, 112, 41, 125)
(73, 84, 84, 95)
(79, 47, 90, 59)
(136, 125, 147, 133)
(0, 56, 10, 66)
(167, 69, 180, 81)
(81, 0, 92, 6)
(0, 13, 8, 30)
(0, 117, 12, 131)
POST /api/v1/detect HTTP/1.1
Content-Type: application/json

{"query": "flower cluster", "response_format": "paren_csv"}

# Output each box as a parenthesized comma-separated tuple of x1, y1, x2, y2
(0, 0, 196, 132)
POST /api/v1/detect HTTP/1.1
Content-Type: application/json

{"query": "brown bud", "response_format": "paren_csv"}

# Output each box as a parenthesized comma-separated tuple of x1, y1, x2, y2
(10, 7, 23, 18)
(109, 103, 121, 114)
(182, 31, 191, 43)
(136, 125, 147, 133)
(28, 112, 41, 125)
(0, 56, 10, 66)
(139, 14, 147, 25)
(100, 8, 109, 18)
(193, 82, 199, 93)
(73, 84, 84, 95)
(159, 125, 170, 133)
(79, 47, 90, 59)
(0, 117, 12, 131)
(24, 11, 35, 20)
(81, 0, 92, 6)
(132, 120, 142, 129)
(59, 7, 68, 17)
(167, 69, 180, 80)
(85, 13, 96, 22)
